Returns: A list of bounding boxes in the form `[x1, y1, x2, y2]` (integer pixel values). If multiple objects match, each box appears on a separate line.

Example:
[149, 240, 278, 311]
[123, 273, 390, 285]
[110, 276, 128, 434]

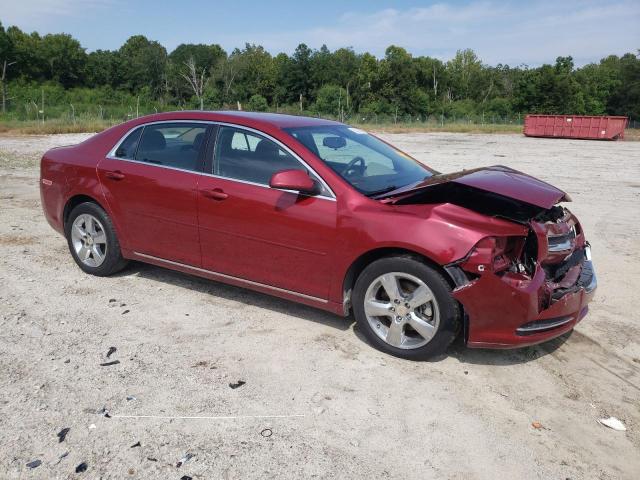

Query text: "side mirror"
[322, 136, 346, 149]
[269, 169, 318, 194]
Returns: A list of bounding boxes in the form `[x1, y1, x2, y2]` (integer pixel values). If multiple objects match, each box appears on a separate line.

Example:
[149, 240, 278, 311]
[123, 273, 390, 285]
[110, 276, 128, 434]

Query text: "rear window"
[134, 123, 208, 172]
[114, 128, 142, 160]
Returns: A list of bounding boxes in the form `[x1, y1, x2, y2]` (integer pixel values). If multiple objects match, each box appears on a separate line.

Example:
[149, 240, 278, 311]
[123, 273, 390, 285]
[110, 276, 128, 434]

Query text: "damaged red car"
[40, 112, 596, 359]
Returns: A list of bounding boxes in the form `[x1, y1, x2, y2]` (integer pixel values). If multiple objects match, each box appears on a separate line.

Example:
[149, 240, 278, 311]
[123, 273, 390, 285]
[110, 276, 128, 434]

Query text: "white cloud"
[222, 0, 640, 66]
[2, 0, 638, 65]
[1, 0, 114, 30]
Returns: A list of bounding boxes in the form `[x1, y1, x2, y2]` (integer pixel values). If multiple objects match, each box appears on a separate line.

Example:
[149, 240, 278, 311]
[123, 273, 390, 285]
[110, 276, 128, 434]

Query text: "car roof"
[130, 110, 343, 130]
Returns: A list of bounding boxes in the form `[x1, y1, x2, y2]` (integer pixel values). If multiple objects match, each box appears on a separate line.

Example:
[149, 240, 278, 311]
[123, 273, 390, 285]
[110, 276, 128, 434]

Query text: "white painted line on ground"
[112, 414, 306, 420]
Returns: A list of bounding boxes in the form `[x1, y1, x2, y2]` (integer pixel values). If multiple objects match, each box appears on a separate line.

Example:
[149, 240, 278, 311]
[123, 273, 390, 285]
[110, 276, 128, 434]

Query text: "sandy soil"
[1, 132, 639, 479]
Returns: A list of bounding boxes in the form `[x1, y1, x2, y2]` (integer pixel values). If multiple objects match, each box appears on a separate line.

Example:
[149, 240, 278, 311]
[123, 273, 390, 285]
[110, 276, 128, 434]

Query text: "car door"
[98, 121, 211, 267]
[197, 125, 337, 300]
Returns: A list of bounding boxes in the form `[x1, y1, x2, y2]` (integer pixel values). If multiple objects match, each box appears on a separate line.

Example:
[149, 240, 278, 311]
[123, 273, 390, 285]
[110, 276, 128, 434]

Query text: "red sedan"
[40, 111, 596, 359]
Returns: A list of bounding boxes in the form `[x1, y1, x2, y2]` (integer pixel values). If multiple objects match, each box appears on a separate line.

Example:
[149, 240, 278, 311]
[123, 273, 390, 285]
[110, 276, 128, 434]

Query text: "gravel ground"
[1, 131, 639, 479]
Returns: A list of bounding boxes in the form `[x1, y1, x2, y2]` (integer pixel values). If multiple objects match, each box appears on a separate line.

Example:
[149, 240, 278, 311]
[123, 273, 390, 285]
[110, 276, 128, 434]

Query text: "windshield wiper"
[365, 185, 398, 198]
[369, 176, 436, 199]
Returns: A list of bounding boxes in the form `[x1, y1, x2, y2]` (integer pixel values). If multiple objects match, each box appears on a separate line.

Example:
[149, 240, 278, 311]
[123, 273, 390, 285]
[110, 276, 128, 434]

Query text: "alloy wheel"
[363, 272, 440, 349]
[70, 213, 108, 268]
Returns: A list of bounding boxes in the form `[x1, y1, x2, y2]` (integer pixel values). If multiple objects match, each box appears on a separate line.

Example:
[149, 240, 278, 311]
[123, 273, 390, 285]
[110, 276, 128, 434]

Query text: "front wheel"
[352, 256, 461, 360]
[65, 202, 128, 276]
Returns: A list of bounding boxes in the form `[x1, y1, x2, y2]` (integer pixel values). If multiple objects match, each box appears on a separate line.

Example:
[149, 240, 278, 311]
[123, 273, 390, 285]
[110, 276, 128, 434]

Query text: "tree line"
[0, 21, 638, 122]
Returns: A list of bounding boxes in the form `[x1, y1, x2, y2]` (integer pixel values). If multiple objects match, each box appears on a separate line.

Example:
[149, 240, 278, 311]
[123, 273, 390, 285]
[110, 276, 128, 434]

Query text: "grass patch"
[0, 117, 637, 140]
[353, 122, 523, 134]
[0, 118, 524, 135]
[0, 118, 116, 135]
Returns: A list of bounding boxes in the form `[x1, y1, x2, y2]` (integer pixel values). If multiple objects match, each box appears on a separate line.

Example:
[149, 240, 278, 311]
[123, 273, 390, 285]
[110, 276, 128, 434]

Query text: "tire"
[352, 256, 461, 360]
[64, 201, 128, 276]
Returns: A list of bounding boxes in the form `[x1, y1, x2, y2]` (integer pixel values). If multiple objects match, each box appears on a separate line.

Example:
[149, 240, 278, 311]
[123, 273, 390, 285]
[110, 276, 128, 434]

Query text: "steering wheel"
[342, 156, 366, 178]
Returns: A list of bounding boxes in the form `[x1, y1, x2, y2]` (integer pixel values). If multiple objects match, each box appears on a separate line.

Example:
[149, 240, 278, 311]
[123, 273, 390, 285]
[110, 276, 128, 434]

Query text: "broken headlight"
[460, 236, 527, 275]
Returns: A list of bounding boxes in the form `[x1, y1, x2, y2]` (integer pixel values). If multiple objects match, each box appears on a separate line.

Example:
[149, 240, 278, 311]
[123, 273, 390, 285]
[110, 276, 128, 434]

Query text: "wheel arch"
[341, 247, 457, 316]
[62, 194, 107, 228]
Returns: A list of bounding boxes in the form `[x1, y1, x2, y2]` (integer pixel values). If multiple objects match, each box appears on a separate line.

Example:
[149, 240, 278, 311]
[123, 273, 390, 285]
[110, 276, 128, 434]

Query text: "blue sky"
[2, 0, 639, 66]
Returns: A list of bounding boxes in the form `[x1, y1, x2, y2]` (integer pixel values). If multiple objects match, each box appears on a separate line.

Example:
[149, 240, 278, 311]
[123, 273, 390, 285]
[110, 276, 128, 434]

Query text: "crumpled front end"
[449, 207, 597, 348]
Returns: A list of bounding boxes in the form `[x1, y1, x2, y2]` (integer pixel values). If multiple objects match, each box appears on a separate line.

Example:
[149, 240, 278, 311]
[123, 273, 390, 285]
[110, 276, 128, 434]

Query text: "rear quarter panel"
[39, 125, 129, 238]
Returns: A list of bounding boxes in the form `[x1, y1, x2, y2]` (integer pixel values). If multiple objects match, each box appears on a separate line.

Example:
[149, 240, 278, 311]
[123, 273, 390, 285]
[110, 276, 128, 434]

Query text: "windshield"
[283, 125, 434, 196]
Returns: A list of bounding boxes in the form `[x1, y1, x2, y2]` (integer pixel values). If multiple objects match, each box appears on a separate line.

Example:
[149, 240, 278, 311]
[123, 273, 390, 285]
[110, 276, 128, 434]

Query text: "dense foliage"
[0, 21, 638, 122]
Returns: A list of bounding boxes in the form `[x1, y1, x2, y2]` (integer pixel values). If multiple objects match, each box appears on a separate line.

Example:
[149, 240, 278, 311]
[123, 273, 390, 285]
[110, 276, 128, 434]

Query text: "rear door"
[197, 125, 337, 299]
[98, 122, 211, 266]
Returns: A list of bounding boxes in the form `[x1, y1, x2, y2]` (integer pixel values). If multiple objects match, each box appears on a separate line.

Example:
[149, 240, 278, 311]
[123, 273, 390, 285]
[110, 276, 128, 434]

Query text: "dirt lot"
[1, 131, 639, 479]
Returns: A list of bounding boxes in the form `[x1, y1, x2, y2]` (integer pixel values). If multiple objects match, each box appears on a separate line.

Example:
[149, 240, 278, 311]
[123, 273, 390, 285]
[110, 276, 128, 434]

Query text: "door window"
[114, 127, 142, 160]
[135, 123, 208, 172]
[214, 126, 310, 186]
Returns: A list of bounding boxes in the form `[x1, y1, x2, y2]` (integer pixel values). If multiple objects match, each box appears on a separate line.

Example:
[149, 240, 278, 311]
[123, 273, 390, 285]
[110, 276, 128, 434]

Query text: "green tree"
[447, 49, 484, 100]
[515, 57, 583, 114]
[352, 52, 379, 112]
[86, 50, 124, 88]
[606, 52, 640, 119]
[575, 61, 619, 114]
[168, 43, 225, 102]
[310, 44, 333, 89]
[39, 33, 86, 87]
[0, 21, 16, 113]
[286, 43, 313, 107]
[378, 46, 418, 116]
[6, 26, 44, 80]
[315, 84, 347, 116]
[119, 35, 167, 95]
[247, 94, 268, 111]
[232, 44, 276, 103]
[273, 52, 292, 108]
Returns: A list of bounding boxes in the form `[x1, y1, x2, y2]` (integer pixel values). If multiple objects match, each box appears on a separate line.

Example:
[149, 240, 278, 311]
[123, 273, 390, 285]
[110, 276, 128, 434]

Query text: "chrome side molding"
[132, 251, 329, 304]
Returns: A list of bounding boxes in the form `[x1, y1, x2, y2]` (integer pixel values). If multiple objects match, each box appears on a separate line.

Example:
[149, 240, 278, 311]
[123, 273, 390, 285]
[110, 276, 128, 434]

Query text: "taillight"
[460, 236, 525, 275]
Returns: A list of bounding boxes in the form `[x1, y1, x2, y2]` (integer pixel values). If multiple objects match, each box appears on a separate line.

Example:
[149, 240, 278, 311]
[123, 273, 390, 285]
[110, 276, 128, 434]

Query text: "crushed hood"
[388, 165, 570, 209]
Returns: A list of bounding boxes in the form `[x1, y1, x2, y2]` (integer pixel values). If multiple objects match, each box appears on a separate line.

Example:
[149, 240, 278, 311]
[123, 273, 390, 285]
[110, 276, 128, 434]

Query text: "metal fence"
[321, 112, 640, 128]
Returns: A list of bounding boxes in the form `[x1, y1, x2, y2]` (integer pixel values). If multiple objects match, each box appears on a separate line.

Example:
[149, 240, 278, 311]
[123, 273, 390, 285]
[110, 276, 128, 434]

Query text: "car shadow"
[447, 330, 572, 366]
[115, 261, 354, 332]
[113, 262, 571, 362]
[350, 326, 570, 365]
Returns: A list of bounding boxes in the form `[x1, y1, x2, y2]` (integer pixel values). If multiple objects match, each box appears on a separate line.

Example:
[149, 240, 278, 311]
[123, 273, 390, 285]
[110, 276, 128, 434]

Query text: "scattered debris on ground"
[260, 428, 273, 438]
[176, 453, 195, 468]
[26, 460, 41, 469]
[55, 452, 69, 465]
[598, 417, 627, 431]
[99, 360, 120, 366]
[57, 427, 70, 443]
[229, 380, 246, 389]
[106, 346, 117, 358]
[75, 462, 88, 473]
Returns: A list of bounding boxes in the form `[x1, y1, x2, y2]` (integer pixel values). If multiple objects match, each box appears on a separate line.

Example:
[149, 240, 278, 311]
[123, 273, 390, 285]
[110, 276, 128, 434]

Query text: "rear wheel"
[353, 256, 460, 360]
[65, 202, 128, 276]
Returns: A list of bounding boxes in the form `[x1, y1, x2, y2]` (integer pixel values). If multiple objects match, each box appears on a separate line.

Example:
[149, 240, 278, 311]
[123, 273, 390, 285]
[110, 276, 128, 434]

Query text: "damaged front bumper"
[449, 246, 597, 349]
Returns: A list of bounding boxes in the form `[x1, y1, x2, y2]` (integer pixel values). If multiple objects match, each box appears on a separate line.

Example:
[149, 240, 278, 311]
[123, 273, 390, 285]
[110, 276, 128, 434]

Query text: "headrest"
[141, 130, 166, 151]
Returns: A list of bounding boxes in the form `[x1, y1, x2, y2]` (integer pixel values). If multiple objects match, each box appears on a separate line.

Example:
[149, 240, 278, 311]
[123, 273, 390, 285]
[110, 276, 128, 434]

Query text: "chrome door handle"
[202, 188, 228, 200]
[105, 170, 125, 180]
